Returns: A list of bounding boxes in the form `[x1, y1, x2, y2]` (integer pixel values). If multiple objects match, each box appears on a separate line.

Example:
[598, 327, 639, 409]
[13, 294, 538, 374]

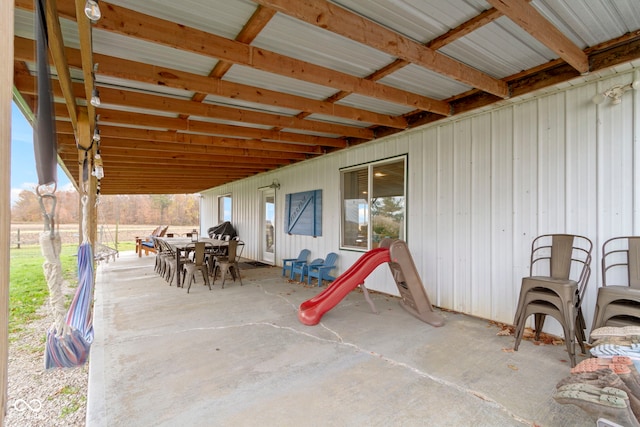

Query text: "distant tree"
[56, 190, 79, 223]
[12, 190, 200, 226]
[11, 189, 41, 222]
[371, 196, 404, 240]
[167, 194, 200, 225]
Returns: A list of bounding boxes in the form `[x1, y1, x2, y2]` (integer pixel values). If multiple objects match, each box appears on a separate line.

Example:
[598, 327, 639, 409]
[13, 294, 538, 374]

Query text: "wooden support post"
[0, 0, 14, 422]
[76, 107, 97, 246]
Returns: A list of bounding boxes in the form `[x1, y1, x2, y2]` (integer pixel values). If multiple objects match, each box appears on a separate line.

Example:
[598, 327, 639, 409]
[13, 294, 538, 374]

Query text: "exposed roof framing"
[12, 0, 640, 194]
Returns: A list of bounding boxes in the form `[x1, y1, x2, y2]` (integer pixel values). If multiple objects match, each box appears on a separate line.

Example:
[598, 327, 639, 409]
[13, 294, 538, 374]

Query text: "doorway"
[261, 189, 275, 264]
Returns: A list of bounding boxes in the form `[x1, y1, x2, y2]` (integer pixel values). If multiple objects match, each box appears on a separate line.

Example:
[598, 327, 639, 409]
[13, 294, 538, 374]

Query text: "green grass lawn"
[9, 244, 79, 334]
[116, 242, 135, 252]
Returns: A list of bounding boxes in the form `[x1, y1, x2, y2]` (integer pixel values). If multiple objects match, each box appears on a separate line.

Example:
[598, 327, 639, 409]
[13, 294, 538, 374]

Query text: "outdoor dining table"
[158, 237, 229, 287]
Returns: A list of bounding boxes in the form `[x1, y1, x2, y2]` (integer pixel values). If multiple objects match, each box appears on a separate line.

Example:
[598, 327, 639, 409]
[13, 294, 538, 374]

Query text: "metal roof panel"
[253, 12, 395, 78]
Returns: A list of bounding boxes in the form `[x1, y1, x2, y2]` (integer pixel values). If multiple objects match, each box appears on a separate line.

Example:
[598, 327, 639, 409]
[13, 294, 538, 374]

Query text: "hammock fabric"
[44, 197, 95, 369]
[35, 0, 95, 369]
[34, 0, 57, 186]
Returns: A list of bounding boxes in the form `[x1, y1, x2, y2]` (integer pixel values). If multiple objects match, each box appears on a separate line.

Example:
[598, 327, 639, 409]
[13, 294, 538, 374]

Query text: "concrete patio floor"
[86, 251, 595, 426]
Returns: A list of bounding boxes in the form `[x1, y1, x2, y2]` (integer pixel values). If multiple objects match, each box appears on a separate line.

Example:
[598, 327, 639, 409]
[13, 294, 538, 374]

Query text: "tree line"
[11, 190, 200, 225]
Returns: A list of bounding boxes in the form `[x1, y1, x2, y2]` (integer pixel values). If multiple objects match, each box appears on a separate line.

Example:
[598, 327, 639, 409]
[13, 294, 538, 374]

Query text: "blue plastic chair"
[292, 258, 324, 282]
[307, 252, 339, 286]
[282, 249, 310, 279]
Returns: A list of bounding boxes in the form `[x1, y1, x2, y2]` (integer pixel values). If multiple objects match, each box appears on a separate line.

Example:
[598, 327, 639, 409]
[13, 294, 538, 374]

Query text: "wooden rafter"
[11, 0, 640, 195]
[87, 1, 450, 115]
[254, 0, 509, 98]
[55, 121, 324, 155]
[486, 0, 589, 74]
[14, 69, 369, 140]
[43, 0, 77, 131]
[73, 107, 348, 148]
[191, 5, 276, 102]
[73, 0, 96, 135]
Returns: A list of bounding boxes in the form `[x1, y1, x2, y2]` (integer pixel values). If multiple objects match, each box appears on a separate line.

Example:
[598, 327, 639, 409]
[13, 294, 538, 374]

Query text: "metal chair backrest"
[193, 242, 206, 266]
[529, 234, 593, 299]
[602, 236, 640, 289]
[226, 240, 240, 262]
[184, 242, 206, 266]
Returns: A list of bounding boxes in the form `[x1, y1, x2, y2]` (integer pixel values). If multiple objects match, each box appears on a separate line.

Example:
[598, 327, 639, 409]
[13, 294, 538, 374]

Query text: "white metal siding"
[201, 66, 640, 334]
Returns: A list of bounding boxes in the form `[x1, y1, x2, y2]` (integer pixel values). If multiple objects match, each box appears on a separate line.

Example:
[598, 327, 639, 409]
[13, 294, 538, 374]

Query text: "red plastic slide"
[298, 247, 391, 326]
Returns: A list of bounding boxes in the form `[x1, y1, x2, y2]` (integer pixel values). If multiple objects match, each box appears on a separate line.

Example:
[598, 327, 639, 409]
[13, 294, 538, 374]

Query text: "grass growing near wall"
[9, 244, 78, 335]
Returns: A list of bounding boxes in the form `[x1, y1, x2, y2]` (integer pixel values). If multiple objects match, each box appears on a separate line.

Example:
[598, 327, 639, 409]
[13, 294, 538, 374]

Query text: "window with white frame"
[218, 194, 232, 223]
[341, 156, 406, 250]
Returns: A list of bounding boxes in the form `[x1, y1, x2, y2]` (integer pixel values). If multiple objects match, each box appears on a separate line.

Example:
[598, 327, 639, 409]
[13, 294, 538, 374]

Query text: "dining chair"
[182, 242, 211, 293]
[512, 234, 593, 366]
[154, 238, 176, 282]
[213, 240, 245, 288]
[591, 236, 640, 330]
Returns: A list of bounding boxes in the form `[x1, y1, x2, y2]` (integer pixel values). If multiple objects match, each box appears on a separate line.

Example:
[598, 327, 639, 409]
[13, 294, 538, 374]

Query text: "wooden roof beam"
[486, 0, 589, 74]
[14, 69, 370, 140]
[73, 0, 96, 134]
[18, 0, 446, 114]
[43, 0, 78, 132]
[57, 135, 304, 162]
[55, 121, 323, 155]
[254, 0, 509, 98]
[14, 35, 406, 130]
[194, 5, 276, 98]
[84, 1, 450, 115]
[51, 105, 347, 148]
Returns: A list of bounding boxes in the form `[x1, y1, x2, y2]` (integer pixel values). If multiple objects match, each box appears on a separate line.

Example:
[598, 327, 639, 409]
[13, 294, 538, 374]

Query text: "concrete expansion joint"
[256, 283, 300, 311]
[262, 287, 533, 425]
[256, 283, 534, 425]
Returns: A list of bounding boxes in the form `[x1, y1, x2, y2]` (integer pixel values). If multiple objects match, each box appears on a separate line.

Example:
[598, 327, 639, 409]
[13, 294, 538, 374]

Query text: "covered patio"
[86, 251, 591, 426]
[3, 0, 640, 424]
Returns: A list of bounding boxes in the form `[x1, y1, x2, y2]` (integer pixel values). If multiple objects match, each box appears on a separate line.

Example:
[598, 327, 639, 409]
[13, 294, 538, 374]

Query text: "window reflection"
[341, 157, 405, 250]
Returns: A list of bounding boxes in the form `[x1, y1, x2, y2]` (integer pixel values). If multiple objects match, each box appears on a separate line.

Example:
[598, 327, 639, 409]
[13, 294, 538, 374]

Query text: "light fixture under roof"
[592, 71, 640, 105]
[84, 0, 101, 21]
[90, 87, 100, 107]
[258, 180, 281, 190]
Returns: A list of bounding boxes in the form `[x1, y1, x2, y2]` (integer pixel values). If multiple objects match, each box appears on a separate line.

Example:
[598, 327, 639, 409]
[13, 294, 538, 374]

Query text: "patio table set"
[152, 234, 244, 292]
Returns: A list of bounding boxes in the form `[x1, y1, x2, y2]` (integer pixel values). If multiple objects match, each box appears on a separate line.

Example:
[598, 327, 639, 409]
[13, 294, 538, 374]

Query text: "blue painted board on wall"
[285, 190, 322, 236]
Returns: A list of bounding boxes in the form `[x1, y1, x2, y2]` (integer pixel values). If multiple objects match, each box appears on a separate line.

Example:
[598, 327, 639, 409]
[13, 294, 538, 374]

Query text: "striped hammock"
[44, 197, 95, 369]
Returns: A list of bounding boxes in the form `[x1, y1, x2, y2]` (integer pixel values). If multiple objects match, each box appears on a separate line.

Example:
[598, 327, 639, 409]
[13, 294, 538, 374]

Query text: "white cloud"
[59, 182, 76, 192]
[10, 188, 22, 206]
[10, 182, 37, 206]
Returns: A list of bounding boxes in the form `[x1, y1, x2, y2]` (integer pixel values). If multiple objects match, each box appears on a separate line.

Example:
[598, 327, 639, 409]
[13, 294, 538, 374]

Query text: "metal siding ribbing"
[491, 107, 515, 323]
[453, 120, 472, 314]
[413, 128, 440, 304]
[470, 117, 492, 316]
[436, 124, 455, 310]
[537, 93, 567, 232]
[597, 75, 636, 240]
[565, 86, 599, 321]
[200, 67, 640, 330]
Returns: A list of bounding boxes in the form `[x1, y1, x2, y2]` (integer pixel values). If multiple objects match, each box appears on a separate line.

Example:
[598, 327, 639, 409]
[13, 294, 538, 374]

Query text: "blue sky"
[11, 101, 72, 205]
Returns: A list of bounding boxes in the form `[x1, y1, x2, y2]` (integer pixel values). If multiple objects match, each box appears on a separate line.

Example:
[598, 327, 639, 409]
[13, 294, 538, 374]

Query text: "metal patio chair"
[592, 236, 640, 330]
[513, 234, 593, 366]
